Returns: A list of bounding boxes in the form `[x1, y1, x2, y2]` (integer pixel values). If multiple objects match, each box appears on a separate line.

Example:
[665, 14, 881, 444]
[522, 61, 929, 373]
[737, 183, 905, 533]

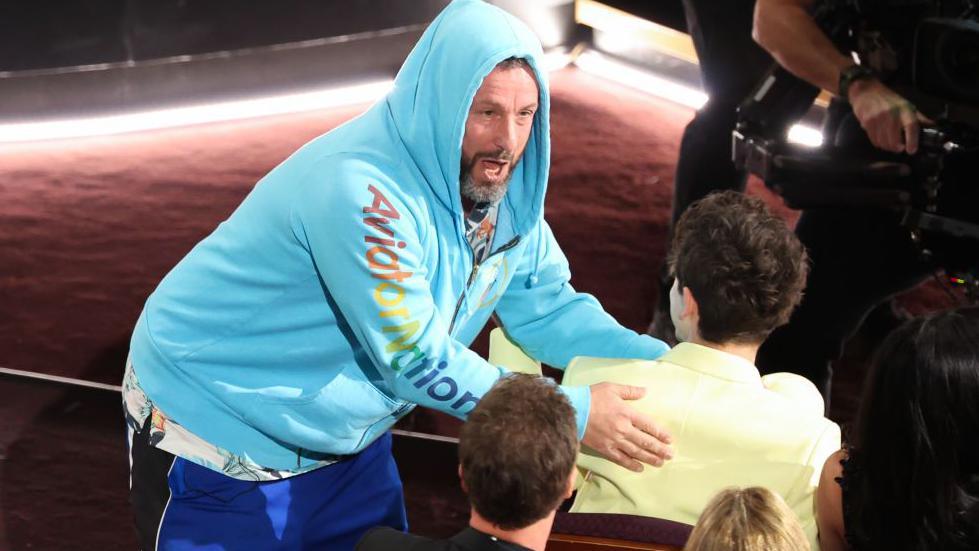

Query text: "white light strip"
[573, 49, 823, 147]
[787, 124, 824, 147]
[574, 50, 708, 109]
[1, 47, 822, 147]
[540, 48, 572, 73]
[0, 80, 394, 144]
[0, 48, 576, 144]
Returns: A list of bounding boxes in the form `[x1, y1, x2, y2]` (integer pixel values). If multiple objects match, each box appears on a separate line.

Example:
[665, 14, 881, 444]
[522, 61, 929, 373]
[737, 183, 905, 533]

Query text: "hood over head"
[385, 0, 551, 236]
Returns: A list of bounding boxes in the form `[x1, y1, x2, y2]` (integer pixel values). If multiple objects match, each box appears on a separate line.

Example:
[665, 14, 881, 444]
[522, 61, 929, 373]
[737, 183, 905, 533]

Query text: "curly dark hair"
[458, 373, 578, 530]
[668, 191, 808, 344]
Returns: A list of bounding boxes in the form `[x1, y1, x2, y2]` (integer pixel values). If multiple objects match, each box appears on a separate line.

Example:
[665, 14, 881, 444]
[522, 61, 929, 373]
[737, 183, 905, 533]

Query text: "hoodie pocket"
[244, 367, 401, 455]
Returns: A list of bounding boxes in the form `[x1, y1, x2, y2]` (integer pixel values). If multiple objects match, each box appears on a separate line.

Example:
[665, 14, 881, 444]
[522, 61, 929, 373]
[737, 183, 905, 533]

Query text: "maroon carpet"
[0, 68, 952, 549]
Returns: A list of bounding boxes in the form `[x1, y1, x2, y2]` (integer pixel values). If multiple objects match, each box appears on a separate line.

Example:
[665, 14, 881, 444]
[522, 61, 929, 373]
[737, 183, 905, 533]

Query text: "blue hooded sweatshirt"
[129, 0, 667, 471]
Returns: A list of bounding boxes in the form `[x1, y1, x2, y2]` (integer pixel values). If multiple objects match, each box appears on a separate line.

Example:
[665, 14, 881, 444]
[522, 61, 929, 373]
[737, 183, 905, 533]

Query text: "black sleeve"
[356, 526, 435, 551]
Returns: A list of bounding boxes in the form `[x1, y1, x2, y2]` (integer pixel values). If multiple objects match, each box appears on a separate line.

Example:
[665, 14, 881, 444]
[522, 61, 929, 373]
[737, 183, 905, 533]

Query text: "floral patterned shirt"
[123, 359, 339, 481]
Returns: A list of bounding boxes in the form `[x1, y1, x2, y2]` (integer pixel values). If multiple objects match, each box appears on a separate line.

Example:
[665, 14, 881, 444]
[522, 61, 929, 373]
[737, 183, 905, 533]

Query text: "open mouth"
[479, 158, 509, 179]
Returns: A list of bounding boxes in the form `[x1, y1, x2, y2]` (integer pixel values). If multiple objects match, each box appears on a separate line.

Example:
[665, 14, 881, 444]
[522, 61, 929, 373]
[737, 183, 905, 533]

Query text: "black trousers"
[671, 0, 772, 225]
[657, 0, 772, 308]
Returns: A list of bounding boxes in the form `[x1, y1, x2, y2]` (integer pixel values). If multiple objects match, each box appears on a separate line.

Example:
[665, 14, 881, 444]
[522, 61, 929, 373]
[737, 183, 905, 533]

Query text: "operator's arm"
[753, 0, 927, 153]
[752, 0, 850, 95]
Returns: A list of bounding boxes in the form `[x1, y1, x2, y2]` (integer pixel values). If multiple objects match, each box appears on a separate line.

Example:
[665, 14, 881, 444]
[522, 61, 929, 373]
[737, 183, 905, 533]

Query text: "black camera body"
[914, 17, 979, 107]
[733, 0, 979, 296]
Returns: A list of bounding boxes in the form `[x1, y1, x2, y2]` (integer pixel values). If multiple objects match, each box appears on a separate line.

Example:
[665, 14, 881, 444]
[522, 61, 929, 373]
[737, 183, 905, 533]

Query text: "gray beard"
[460, 172, 509, 204]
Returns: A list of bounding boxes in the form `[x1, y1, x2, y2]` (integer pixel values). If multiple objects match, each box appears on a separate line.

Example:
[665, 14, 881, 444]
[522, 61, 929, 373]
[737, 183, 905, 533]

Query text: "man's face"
[460, 63, 539, 203]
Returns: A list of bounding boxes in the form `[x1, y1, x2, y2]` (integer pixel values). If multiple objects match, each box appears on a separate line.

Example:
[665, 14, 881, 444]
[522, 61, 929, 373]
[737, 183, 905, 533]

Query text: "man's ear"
[458, 464, 468, 494]
[681, 286, 699, 321]
[564, 468, 576, 499]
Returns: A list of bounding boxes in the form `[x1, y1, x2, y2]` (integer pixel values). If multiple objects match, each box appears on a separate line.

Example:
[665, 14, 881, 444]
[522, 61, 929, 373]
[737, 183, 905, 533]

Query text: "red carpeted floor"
[0, 68, 952, 549]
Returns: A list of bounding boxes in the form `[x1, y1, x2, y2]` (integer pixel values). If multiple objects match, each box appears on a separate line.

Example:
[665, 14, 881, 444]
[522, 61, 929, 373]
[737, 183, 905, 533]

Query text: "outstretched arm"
[494, 221, 673, 470]
[753, 0, 927, 153]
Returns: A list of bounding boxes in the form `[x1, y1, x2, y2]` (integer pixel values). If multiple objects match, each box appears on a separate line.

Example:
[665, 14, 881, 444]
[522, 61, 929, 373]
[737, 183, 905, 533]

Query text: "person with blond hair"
[685, 487, 809, 551]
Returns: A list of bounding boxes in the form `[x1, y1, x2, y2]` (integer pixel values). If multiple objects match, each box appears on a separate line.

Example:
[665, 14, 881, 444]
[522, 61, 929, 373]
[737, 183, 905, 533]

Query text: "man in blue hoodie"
[124, 1, 672, 549]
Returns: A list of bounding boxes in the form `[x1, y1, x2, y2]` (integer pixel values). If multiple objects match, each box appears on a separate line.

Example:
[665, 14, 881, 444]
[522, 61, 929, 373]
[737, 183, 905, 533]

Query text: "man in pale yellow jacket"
[565, 191, 840, 550]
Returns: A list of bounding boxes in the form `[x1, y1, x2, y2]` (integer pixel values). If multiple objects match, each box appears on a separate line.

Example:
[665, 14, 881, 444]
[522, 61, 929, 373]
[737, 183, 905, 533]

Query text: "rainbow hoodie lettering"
[362, 184, 479, 411]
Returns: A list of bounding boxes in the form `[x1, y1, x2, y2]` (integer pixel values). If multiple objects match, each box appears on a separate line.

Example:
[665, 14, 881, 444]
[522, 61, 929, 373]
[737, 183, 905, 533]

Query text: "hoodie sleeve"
[494, 221, 669, 436]
[496, 220, 669, 366]
[291, 158, 505, 420]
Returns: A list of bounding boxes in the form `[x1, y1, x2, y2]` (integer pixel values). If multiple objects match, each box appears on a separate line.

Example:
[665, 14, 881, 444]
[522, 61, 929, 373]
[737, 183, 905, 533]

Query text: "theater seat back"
[548, 512, 692, 550]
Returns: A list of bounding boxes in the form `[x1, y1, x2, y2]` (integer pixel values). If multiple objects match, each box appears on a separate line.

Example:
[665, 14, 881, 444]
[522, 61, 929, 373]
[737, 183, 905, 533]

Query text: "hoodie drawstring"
[525, 226, 541, 288]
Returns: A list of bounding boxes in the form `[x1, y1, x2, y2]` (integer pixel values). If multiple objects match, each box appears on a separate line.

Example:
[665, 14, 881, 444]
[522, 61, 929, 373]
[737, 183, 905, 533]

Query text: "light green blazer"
[565, 343, 840, 550]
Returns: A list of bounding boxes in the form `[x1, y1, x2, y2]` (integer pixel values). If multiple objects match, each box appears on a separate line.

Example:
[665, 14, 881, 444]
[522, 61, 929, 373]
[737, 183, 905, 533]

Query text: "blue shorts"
[129, 422, 407, 550]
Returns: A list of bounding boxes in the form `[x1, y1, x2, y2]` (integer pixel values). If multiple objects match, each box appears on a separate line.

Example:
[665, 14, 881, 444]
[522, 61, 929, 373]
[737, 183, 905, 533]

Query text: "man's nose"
[494, 116, 518, 153]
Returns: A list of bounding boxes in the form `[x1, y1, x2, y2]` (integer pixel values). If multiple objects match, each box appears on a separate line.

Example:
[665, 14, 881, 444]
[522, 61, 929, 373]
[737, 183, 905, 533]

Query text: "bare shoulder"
[822, 449, 846, 481]
[817, 448, 846, 507]
[815, 449, 848, 551]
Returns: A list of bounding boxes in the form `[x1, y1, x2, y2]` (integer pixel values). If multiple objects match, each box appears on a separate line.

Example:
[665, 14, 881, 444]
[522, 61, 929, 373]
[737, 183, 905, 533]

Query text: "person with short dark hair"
[566, 191, 840, 549]
[668, 190, 807, 345]
[357, 373, 579, 551]
[816, 307, 979, 551]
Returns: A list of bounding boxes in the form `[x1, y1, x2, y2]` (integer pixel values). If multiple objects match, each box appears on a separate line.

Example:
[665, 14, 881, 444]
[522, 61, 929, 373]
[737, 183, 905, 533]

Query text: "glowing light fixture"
[0, 45, 821, 148]
[0, 80, 394, 144]
[787, 123, 824, 147]
[574, 49, 708, 109]
[540, 48, 572, 72]
[0, 46, 579, 144]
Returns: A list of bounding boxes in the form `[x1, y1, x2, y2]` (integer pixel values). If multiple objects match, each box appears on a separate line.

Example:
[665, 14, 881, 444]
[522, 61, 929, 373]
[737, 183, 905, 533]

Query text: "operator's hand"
[582, 382, 674, 472]
[848, 78, 931, 155]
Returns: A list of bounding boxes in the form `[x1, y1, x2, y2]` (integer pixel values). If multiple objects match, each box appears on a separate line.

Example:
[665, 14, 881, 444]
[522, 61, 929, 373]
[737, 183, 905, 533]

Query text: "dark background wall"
[0, 1, 686, 73]
[0, 0, 452, 72]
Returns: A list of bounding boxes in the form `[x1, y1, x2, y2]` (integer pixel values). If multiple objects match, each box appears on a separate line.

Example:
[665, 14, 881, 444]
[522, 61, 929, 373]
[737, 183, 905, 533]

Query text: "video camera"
[732, 0, 979, 297]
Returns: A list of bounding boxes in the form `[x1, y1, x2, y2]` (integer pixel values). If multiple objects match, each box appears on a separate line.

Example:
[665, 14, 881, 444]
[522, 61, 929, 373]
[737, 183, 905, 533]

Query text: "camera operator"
[749, 0, 979, 403]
